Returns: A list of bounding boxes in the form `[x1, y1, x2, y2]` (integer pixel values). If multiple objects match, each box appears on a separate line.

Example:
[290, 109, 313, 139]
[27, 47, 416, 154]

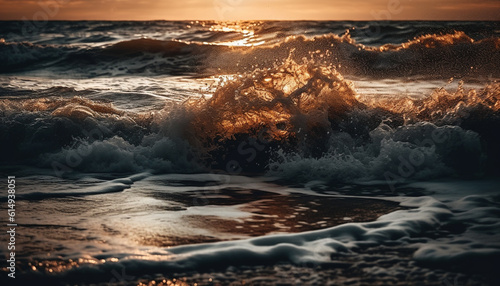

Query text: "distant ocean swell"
[1, 56, 498, 183]
[1, 31, 499, 78]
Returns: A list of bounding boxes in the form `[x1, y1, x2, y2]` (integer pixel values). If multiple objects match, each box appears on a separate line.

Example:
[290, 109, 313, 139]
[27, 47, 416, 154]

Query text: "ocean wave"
[5, 173, 150, 200]
[1, 58, 498, 180]
[207, 31, 500, 78]
[1, 31, 499, 78]
[0, 40, 73, 72]
[268, 123, 481, 184]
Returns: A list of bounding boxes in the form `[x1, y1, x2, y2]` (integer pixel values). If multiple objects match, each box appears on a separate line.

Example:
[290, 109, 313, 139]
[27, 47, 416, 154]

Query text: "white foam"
[10, 172, 150, 200]
[268, 122, 482, 184]
[33, 179, 497, 277]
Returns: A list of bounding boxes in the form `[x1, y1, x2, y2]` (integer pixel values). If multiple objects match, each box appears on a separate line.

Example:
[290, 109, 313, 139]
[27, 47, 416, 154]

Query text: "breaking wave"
[1, 31, 499, 78]
[1, 57, 498, 182]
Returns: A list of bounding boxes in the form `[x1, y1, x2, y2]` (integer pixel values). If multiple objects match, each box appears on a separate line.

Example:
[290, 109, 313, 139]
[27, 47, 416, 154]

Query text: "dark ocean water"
[1, 21, 499, 77]
[0, 21, 500, 285]
[0, 20, 499, 177]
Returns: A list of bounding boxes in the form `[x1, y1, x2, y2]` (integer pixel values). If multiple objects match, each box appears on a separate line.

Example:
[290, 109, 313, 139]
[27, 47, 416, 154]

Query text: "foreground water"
[0, 21, 499, 285]
[1, 172, 499, 285]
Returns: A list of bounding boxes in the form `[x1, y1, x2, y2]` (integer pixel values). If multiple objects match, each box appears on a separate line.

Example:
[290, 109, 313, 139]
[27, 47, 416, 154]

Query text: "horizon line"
[0, 19, 498, 22]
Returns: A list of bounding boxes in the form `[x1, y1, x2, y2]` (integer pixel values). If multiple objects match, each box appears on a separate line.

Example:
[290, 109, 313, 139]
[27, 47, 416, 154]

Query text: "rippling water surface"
[0, 21, 499, 285]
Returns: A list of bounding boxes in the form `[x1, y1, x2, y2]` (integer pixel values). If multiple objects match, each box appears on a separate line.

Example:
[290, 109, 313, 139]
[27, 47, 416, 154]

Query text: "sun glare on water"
[207, 22, 265, 47]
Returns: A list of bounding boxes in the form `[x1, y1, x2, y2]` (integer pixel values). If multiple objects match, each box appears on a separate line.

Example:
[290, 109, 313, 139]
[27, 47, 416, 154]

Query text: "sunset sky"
[0, 0, 499, 21]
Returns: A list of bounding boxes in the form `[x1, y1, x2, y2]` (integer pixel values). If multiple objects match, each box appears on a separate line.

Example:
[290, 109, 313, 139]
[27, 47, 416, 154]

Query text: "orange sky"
[0, 0, 498, 21]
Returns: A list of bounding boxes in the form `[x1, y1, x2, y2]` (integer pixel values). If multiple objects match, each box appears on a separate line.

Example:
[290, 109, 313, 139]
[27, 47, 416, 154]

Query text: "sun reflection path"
[207, 22, 266, 47]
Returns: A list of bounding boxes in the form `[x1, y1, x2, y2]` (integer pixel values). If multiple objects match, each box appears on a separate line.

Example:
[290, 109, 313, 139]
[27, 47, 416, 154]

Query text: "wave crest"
[1, 47, 499, 179]
[2, 31, 499, 78]
[182, 58, 359, 143]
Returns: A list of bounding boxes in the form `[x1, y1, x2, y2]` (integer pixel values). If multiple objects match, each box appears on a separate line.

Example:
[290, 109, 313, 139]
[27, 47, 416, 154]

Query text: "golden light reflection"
[207, 22, 265, 47]
[25, 254, 178, 276]
[138, 278, 190, 286]
[182, 58, 359, 144]
[379, 31, 475, 52]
